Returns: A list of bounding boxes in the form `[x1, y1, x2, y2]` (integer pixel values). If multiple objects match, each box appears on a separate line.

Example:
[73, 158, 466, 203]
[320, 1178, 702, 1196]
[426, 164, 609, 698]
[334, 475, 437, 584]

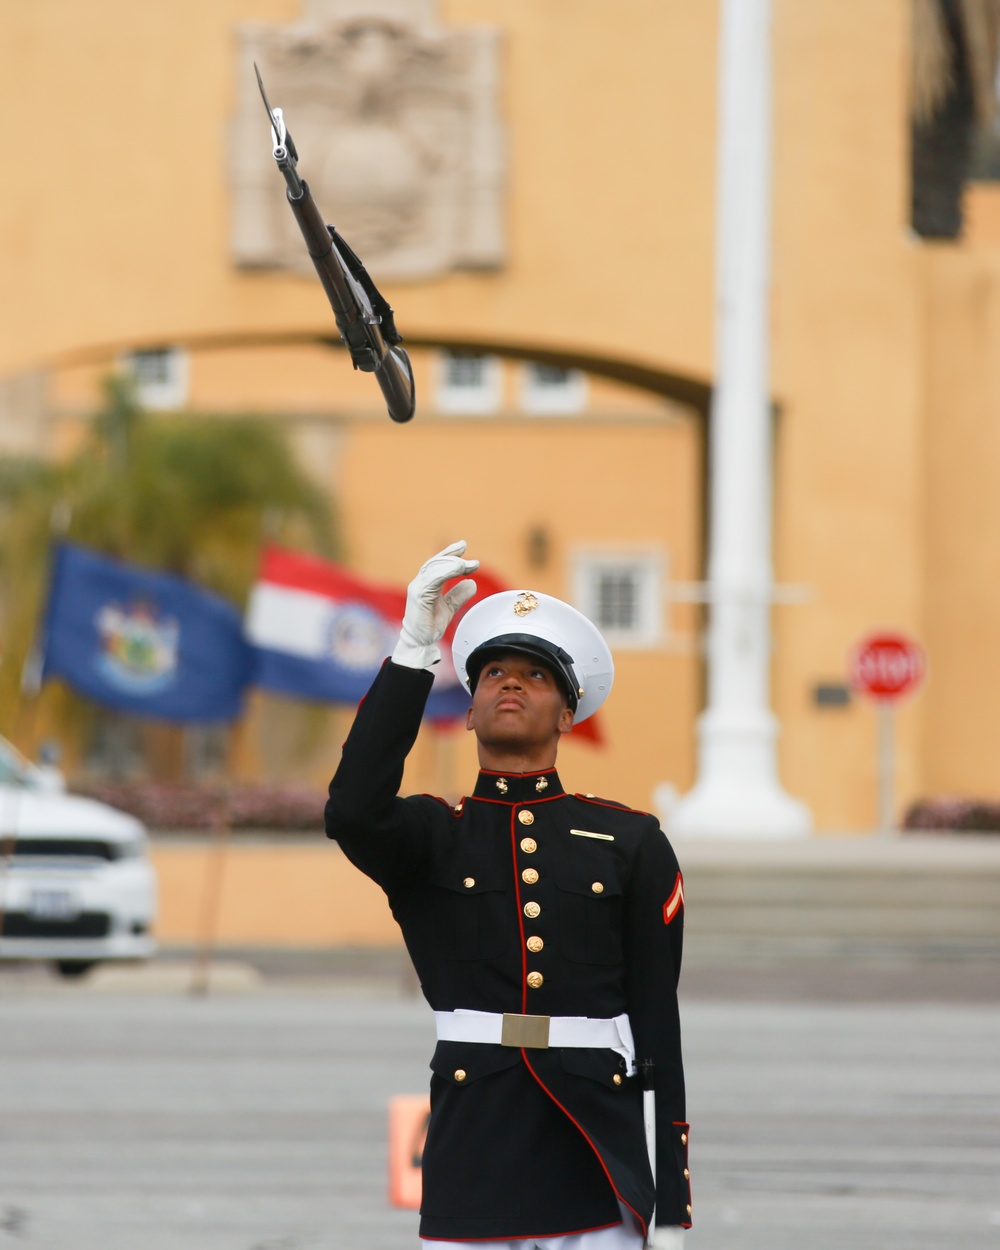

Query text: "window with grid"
[435, 351, 502, 414]
[520, 361, 587, 414]
[123, 347, 188, 410]
[572, 551, 663, 648]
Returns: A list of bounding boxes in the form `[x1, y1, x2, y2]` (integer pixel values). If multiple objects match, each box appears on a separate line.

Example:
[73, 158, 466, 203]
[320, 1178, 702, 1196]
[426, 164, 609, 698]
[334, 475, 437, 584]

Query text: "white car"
[0, 738, 157, 978]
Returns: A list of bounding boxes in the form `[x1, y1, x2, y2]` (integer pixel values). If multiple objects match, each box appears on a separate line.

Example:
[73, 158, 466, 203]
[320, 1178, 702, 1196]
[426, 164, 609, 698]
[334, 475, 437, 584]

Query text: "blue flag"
[39, 543, 254, 723]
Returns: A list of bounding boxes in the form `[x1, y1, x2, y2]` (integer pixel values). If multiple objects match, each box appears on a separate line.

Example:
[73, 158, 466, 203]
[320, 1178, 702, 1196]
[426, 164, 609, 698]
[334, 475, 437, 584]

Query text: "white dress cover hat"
[452, 590, 614, 723]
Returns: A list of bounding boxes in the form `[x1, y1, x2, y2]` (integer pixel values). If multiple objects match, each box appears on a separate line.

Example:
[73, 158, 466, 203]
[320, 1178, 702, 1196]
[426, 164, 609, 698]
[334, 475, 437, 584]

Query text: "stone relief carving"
[231, 0, 504, 281]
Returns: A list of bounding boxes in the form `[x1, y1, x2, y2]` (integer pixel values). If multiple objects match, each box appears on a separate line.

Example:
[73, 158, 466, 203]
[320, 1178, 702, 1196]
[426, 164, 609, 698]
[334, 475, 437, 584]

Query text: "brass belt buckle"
[501, 1013, 550, 1048]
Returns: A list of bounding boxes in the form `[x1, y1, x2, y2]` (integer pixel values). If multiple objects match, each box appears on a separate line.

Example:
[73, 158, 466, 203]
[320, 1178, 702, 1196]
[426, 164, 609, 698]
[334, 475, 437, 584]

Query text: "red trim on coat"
[419, 1218, 623, 1242]
[520, 1049, 648, 1242]
[420, 794, 458, 812]
[478, 766, 560, 778]
[673, 1122, 692, 1228]
[477, 765, 562, 775]
[469, 793, 566, 808]
[509, 807, 529, 1013]
[574, 794, 653, 818]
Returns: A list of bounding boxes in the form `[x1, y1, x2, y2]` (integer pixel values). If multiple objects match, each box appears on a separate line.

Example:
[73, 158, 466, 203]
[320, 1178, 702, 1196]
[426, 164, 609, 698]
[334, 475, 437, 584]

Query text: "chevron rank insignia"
[663, 873, 685, 925]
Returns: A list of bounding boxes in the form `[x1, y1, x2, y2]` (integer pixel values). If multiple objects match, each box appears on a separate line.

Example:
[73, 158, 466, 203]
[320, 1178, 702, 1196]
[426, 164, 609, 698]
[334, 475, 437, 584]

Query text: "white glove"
[648, 1229, 685, 1250]
[391, 540, 479, 670]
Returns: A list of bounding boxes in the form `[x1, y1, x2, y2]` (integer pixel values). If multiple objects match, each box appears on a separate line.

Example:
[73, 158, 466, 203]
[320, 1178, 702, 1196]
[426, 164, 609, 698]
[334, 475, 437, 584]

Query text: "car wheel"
[54, 960, 99, 979]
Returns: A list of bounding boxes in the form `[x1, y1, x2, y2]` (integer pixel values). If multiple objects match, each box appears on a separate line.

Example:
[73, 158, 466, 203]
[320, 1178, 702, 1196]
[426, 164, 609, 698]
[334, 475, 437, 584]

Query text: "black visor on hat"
[466, 633, 580, 710]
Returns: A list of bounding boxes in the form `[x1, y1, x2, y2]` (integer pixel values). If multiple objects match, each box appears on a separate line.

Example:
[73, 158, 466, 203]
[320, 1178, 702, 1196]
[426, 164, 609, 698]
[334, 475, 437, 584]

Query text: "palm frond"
[960, 0, 1000, 125]
[912, 0, 1000, 126]
[912, 0, 954, 124]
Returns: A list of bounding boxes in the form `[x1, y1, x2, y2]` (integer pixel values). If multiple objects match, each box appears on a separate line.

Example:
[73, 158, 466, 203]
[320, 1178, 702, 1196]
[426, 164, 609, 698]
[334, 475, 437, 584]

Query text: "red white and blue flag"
[245, 546, 492, 721]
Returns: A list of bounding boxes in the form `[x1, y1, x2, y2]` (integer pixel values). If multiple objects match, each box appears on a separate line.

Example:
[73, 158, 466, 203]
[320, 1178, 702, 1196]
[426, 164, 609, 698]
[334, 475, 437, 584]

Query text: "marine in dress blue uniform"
[325, 543, 691, 1248]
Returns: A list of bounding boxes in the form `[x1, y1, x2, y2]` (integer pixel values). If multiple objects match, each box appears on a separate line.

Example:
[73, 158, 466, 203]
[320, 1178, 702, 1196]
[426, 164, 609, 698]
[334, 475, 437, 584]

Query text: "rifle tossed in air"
[255, 65, 416, 424]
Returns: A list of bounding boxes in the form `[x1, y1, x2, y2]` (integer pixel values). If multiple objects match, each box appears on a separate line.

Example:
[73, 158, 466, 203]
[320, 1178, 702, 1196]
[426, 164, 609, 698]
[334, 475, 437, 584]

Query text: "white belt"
[434, 1008, 636, 1076]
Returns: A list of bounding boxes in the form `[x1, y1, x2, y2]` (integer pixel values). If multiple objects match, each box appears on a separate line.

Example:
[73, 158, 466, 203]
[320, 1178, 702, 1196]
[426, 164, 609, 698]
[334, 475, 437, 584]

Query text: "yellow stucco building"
[3, 0, 1000, 832]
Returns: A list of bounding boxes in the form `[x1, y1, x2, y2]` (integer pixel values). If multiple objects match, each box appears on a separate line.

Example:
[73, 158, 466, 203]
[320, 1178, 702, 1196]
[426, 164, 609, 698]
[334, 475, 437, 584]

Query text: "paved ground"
[1, 958, 999, 1250]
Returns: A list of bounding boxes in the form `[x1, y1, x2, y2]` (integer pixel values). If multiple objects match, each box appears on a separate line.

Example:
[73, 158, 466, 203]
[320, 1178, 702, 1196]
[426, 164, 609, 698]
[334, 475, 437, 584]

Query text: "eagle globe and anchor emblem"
[95, 599, 180, 694]
[513, 592, 538, 617]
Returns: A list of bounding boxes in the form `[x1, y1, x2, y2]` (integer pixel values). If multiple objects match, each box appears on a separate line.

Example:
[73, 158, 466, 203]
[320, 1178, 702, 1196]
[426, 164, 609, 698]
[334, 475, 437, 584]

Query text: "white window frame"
[519, 361, 587, 414]
[435, 351, 502, 415]
[571, 549, 664, 649]
[121, 346, 189, 411]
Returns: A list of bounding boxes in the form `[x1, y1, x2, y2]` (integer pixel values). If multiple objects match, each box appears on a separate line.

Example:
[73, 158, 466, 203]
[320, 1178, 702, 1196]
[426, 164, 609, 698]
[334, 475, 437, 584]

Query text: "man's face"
[466, 653, 574, 756]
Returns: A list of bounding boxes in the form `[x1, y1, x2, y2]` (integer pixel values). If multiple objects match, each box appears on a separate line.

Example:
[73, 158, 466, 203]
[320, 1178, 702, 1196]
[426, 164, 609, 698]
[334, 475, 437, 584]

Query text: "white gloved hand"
[648, 1228, 685, 1250]
[391, 540, 480, 670]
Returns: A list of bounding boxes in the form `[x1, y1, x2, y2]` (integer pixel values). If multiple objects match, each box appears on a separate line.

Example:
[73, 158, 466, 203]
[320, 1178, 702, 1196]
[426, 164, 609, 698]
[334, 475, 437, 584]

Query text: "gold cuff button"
[518, 810, 535, 825]
[522, 868, 539, 884]
[520, 837, 537, 854]
[463, 877, 475, 889]
[591, 882, 604, 894]
[684, 1168, 690, 1179]
[454, 1069, 467, 1082]
[613, 1073, 623, 1086]
[686, 1205, 692, 1215]
[680, 1133, 688, 1145]
[526, 971, 544, 989]
[526, 935, 544, 953]
[523, 901, 541, 919]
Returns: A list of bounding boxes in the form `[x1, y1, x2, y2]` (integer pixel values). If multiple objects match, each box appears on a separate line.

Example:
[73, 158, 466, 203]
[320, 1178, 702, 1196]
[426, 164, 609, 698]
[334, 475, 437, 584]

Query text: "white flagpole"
[671, 0, 810, 839]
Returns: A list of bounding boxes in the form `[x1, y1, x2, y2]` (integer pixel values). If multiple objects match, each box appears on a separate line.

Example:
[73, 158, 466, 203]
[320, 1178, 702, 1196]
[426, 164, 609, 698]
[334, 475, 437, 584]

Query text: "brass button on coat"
[613, 1073, 623, 1085]
[521, 868, 539, 884]
[591, 881, 604, 894]
[684, 1168, 690, 1179]
[681, 1133, 688, 1145]
[463, 877, 475, 888]
[523, 901, 541, 919]
[526, 971, 543, 989]
[454, 1069, 467, 1082]
[520, 837, 537, 854]
[526, 935, 544, 953]
[518, 810, 535, 825]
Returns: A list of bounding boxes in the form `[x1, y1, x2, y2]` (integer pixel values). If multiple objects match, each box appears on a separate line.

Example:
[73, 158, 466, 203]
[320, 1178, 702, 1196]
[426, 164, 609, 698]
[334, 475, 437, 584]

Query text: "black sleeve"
[324, 659, 437, 895]
[622, 819, 692, 1228]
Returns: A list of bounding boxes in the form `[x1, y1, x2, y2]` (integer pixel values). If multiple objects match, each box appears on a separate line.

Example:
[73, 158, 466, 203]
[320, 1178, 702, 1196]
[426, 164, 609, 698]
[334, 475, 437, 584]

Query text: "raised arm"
[324, 541, 478, 891]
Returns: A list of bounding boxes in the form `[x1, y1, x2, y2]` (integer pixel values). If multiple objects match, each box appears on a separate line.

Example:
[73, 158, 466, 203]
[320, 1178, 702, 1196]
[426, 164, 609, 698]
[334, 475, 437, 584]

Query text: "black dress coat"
[325, 661, 692, 1242]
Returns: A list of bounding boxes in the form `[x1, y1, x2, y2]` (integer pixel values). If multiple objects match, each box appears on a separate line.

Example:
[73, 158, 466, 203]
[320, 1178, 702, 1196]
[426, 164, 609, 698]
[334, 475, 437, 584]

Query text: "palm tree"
[911, 0, 1000, 237]
[0, 376, 338, 760]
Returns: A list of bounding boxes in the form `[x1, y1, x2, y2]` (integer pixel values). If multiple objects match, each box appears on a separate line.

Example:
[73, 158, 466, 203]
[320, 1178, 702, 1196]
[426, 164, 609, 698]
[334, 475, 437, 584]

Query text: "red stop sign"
[850, 633, 926, 700]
